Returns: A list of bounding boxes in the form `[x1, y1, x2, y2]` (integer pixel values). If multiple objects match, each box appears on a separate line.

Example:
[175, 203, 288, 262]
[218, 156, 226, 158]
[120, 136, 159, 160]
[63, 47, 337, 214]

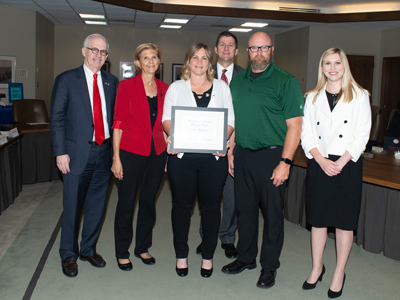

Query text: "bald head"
[248, 32, 272, 48]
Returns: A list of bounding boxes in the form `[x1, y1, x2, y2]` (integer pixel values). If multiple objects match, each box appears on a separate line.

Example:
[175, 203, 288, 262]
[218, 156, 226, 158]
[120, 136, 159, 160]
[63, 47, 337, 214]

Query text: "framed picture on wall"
[172, 63, 183, 82]
[101, 61, 110, 72]
[155, 63, 163, 81]
[119, 62, 136, 81]
[0, 56, 16, 89]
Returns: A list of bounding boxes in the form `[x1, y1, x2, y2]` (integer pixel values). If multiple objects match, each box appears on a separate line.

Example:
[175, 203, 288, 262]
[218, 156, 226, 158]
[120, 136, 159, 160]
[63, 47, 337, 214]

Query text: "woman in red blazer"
[111, 43, 168, 271]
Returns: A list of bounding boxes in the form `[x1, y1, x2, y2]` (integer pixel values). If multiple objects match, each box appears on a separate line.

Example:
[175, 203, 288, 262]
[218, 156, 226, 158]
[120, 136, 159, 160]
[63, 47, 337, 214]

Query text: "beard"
[250, 54, 271, 71]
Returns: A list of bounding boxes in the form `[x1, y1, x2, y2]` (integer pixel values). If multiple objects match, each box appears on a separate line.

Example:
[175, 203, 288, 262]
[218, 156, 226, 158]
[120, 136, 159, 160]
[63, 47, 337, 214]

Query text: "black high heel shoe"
[176, 259, 188, 277]
[302, 265, 325, 290]
[328, 273, 346, 299]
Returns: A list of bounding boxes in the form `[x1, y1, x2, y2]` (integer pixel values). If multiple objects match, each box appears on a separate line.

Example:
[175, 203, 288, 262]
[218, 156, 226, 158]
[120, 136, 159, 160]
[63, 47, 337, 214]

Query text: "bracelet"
[280, 158, 292, 165]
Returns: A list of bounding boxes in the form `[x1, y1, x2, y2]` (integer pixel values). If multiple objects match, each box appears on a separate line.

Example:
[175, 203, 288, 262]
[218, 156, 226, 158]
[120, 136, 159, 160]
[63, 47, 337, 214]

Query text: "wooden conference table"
[285, 146, 400, 261]
[0, 123, 60, 184]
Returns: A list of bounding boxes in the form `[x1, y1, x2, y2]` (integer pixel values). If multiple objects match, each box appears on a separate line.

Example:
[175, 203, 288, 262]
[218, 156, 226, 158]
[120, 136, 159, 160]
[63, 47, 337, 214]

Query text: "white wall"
[53, 26, 268, 84]
[274, 27, 310, 94]
[307, 26, 382, 105]
[0, 7, 36, 103]
[380, 27, 400, 57]
[36, 13, 54, 110]
[0, 7, 54, 110]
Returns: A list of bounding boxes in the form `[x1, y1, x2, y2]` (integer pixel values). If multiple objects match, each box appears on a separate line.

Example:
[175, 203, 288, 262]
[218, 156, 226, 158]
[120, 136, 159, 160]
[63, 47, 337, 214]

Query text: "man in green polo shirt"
[221, 32, 303, 289]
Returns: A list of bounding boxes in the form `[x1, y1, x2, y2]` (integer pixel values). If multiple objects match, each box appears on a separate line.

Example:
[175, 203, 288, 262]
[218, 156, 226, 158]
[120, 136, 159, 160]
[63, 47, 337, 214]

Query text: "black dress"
[305, 91, 363, 230]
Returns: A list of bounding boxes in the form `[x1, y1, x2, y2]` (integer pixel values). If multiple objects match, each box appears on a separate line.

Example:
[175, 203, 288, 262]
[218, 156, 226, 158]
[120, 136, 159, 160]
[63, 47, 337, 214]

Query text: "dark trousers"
[168, 154, 228, 260]
[59, 143, 112, 261]
[199, 174, 237, 244]
[114, 143, 167, 259]
[234, 145, 285, 271]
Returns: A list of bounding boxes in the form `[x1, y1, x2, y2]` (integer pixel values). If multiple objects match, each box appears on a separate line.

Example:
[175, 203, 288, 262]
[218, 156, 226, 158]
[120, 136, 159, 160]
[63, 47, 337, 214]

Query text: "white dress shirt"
[216, 63, 234, 83]
[83, 64, 110, 140]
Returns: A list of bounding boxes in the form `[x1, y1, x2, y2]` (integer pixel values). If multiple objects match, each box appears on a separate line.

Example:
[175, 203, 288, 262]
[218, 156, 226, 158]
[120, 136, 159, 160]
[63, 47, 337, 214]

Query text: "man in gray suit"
[197, 31, 245, 259]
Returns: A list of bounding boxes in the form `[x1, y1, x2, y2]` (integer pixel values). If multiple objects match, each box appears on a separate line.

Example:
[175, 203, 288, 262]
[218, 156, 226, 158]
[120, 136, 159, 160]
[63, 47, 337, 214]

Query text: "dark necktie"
[221, 69, 229, 85]
[93, 74, 105, 145]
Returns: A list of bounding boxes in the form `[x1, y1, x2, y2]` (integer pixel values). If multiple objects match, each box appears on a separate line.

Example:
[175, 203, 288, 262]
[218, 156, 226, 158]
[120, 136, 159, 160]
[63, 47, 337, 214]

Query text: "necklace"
[191, 79, 208, 90]
[331, 93, 338, 103]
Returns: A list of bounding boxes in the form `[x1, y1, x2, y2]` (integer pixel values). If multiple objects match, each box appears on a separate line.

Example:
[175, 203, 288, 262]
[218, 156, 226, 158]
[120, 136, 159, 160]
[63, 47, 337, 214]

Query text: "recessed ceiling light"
[80, 14, 105, 19]
[164, 18, 189, 24]
[229, 28, 252, 32]
[85, 21, 108, 26]
[160, 25, 182, 29]
[241, 22, 268, 27]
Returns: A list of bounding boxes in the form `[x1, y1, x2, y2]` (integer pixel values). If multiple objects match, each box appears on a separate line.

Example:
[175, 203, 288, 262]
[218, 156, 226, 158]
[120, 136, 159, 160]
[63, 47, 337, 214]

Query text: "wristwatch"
[280, 158, 292, 165]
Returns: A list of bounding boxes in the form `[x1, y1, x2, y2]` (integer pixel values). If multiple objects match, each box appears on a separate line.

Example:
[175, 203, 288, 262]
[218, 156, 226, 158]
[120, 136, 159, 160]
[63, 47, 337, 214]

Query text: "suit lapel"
[232, 65, 239, 77]
[77, 66, 93, 121]
[135, 75, 152, 134]
[314, 90, 333, 119]
[154, 79, 164, 134]
[101, 70, 113, 126]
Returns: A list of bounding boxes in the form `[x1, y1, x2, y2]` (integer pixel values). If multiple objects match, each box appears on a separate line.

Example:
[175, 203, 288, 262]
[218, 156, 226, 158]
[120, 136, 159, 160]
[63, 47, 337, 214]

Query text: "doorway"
[380, 57, 400, 143]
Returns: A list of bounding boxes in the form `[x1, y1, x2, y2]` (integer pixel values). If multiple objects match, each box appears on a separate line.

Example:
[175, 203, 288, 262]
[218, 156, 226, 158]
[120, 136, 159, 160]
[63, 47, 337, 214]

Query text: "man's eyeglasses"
[247, 45, 273, 53]
[86, 47, 108, 56]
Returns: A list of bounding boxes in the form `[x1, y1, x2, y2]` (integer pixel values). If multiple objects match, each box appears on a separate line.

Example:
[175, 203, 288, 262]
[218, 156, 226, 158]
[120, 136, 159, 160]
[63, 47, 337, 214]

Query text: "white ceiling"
[0, 0, 399, 35]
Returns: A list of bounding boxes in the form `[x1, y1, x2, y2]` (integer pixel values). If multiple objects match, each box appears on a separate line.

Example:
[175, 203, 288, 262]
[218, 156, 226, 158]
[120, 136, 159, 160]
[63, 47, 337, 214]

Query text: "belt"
[248, 146, 279, 152]
[89, 138, 110, 146]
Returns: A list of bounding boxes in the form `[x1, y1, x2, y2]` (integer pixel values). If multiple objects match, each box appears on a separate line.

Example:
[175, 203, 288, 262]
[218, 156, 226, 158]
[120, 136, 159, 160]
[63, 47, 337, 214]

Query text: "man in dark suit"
[197, 31, 245, 259]
[50, 33, 118, 277]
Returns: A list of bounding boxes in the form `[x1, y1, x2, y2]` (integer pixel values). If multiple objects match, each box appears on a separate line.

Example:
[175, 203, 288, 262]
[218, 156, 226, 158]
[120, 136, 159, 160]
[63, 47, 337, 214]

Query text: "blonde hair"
[180, 43, 215, 82]
[305, 48, 366, 104]
[134, 43, 161, 74]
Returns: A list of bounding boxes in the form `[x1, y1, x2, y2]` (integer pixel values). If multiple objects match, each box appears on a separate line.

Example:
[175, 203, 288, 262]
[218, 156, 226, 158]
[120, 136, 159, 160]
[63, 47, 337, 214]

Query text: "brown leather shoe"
[79, 253, 106, 268]
[62, 260, 78, 277]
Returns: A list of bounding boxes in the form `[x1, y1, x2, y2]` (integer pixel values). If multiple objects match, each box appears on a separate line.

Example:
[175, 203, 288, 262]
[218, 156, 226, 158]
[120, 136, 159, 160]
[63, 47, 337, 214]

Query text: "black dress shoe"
[221, 259, 257, 274]
[79, 253, 106, 268]
[117, 258, 133, 271]
[176, 267, 188, 277]
[328, 273, 346, 299]
[134, 253, 156, 265]
[62, 260, 78, 277]
[303, 265, 326, 290]
[196, 243, 202, 255]
[201, 267, 213, 278]
[256, 268, 276, 289]
[221, 243, 238, 259]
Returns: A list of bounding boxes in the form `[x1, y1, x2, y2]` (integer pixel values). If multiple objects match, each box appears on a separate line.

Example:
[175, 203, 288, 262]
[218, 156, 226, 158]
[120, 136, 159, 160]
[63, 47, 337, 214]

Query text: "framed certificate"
[170, 106, 228, 154]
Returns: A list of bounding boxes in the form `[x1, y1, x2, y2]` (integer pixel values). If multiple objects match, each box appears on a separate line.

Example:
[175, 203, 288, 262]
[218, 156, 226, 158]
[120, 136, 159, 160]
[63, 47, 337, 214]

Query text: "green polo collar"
[244, 61, 275, 80]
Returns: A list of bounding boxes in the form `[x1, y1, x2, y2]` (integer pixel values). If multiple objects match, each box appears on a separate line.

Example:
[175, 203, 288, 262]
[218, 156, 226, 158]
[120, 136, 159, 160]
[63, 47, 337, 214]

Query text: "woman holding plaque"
[162, 42, 234, 278]
[301, 48, 371, 298]
[112, 43, 168, 271]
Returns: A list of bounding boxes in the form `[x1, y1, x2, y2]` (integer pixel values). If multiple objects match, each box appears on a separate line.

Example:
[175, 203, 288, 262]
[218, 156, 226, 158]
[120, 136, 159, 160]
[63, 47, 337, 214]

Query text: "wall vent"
[279, 7, 320, 13]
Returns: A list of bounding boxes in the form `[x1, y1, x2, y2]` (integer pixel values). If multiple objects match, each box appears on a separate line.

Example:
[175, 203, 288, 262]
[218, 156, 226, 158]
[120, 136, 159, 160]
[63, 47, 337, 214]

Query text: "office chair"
[12, 99, 49, 123]
[370, 105, 382, 141]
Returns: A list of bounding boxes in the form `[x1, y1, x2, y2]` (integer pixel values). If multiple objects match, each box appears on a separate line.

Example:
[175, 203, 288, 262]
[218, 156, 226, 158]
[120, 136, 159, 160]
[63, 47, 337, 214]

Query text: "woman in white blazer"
[162, 43, 234, 278]
[301, 48, 371, 298]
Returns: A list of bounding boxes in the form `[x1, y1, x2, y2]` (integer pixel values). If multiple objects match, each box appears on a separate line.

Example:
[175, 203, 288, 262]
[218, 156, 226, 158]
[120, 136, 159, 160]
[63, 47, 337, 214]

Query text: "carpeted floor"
[0, 176, 399, 300]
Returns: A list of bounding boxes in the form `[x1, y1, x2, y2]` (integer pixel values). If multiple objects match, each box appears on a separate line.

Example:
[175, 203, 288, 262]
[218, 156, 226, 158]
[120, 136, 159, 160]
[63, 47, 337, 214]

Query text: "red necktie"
[221, 69, 229, 85]
[93, 74, 105, 145]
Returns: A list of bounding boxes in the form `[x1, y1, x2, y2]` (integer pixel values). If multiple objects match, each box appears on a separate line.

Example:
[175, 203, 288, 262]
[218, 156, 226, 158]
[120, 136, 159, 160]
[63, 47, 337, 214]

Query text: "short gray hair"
[83, 33, 109, 52]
